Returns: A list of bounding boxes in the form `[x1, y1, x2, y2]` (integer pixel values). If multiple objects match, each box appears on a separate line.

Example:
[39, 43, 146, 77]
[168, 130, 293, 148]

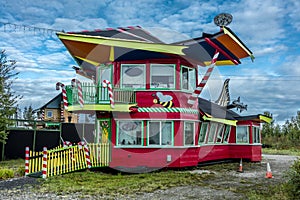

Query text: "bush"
[284, 158, 300, 199]
[0, 168, 14, 179]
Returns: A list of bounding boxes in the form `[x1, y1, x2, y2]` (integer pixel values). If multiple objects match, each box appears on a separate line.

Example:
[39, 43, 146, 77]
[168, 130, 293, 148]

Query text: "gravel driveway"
[0, 154, 298, 200]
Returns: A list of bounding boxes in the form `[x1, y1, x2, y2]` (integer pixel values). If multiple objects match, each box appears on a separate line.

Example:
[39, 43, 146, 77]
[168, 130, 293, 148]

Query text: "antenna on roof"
[214, 13, 233, 27]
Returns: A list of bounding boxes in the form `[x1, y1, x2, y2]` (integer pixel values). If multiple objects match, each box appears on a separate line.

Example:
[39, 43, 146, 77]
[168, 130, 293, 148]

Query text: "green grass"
[0, 158, 24, 178]
[37, 169, 214, 198]
[262, 148, 300, 156]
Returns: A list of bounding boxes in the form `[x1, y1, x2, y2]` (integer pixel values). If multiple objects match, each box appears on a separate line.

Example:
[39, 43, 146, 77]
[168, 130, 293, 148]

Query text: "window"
[121, 64, 145, 88]
[199, 123, 208, 144]
[236, 126, 249, 143]
[46, 110, 53, 118]
[223, 125, 231, 143]
[207, 123, 218, 143]
[252, 126, 261, 144]
[216, 124, 225, 143]
[117, 121, 143, 146]
[181, 66, 195, 91]
[150, 64, 175, 89]
[184, 122, 195, 145]
[148, 121, 173, 146]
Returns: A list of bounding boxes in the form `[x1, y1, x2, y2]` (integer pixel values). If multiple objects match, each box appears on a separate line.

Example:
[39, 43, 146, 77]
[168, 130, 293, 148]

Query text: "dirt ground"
[126, 154, 299, 200]
[0, 154, 298, 199]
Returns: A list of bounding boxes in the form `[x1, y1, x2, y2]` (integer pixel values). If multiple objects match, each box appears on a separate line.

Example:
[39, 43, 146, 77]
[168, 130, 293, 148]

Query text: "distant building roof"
[198, 98, 271, 124]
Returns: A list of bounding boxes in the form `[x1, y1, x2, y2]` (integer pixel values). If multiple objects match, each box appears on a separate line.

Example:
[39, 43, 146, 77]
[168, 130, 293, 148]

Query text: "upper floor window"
[252, 126, 261, 144]
[150, 64, 175, 89]
[121, 64, 146, 89]
[181, 66, 196, 91]
[46, 110, 53, 118]
[236, 126, 249, 143]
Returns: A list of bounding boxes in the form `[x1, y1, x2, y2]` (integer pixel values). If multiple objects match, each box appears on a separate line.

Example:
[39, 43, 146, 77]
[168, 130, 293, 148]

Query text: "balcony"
[66, 82, 136, 112]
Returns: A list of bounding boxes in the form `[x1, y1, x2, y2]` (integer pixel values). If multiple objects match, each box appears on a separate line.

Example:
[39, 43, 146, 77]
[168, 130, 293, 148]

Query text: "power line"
[0, 21, 63, 35]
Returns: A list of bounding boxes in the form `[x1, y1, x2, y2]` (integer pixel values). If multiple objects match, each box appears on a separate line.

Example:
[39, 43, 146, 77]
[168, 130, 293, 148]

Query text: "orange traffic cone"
[265, 162, 273, 178]
[237, 158, 244, 173]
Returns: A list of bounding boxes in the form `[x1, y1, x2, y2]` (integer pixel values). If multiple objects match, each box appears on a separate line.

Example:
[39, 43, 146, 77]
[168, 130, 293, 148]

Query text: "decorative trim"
[137, 107, 199, 114]
[259, 115, 272, 124]
[57, 33, 187, 55]
[202, 115, 237, 126]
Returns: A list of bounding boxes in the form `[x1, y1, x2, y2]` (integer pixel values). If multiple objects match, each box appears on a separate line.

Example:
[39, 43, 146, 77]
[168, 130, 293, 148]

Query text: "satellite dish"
[214, 13, 233, 27]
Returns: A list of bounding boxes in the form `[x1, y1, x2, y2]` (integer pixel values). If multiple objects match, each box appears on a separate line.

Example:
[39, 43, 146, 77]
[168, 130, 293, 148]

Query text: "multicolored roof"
[57, 26, 253, 77]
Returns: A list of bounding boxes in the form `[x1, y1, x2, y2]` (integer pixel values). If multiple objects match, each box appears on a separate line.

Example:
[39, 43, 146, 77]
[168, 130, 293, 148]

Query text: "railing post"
[24, 146, 30, 176]
[42, 147, 47, 179]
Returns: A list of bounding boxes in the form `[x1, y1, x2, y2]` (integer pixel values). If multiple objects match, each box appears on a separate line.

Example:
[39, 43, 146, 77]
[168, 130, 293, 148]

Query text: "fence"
[67, 82, 136, 106]
[25, 142, 110, 178]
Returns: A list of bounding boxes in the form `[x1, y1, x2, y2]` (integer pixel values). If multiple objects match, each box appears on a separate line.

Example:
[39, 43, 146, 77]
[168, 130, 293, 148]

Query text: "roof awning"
[202, 115, 237, 126]
[57, 26, 253, 76]
[235, 114, 272, 124]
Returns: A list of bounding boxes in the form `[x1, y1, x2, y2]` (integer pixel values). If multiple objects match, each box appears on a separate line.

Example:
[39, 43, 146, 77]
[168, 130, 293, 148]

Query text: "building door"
[97, 64, 112, 103]
[96, 119, 111, 143]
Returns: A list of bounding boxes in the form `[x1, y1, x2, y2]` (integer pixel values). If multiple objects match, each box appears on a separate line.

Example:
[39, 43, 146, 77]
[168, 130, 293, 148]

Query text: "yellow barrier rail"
[25, 143, 111, 178]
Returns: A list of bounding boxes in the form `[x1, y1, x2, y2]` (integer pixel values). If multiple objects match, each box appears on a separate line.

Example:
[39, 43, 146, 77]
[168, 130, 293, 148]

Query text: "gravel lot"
[0, 154, 298, 200]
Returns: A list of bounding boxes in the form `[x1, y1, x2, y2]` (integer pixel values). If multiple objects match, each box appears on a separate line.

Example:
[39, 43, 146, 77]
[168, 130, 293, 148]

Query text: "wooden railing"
[25, 143, 111, 178]
[68, 82, 136, 106]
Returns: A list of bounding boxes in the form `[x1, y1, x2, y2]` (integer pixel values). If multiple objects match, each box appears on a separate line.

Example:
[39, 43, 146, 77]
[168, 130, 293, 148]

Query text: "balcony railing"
[66, 82, 136, 106]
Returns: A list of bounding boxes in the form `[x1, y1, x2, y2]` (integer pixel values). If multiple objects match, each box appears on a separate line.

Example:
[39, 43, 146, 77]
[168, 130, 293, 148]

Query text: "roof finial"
[214, 13, 233, 27]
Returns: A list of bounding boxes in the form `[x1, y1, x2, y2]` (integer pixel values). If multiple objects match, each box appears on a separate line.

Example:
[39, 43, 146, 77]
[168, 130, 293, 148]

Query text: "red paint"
[97, 57, 264, 170]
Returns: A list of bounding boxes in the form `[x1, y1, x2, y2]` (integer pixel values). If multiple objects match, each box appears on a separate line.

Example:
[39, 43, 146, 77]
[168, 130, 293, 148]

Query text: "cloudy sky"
[0, 0, 299, 124]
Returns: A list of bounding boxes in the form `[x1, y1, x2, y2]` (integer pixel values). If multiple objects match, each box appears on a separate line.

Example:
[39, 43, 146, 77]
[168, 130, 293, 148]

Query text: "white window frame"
[207, 122, 219, 143]
[216, 124, 225, 143]
[252, 126, 261, 144]
[121, 64, 146, 89]
[181, 65, 195, 91]
[198, 122, 209, 144]
[223, 125, 231, 143]
[150, 64, 176, 89]
[147, 121, 173, 146]
[184, 121, 195, 146]
[116, 120, 143, 146]
[236, 125, 250, 144]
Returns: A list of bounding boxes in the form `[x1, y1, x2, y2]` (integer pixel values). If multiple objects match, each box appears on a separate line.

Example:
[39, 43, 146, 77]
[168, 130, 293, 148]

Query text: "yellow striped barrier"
[25, 143, 110, 178]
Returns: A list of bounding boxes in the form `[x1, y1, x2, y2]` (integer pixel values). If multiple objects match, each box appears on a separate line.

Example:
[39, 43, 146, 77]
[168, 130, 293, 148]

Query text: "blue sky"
[0, 0, 299, 124]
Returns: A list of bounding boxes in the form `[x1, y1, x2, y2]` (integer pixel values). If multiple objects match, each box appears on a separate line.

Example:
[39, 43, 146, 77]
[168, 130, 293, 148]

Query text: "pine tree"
[0, 50, 22, 143]
[23, 105, 36, 121]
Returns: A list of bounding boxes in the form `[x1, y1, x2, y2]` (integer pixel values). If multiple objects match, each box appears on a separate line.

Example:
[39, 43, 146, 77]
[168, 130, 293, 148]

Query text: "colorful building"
[56, 23, 271, 171]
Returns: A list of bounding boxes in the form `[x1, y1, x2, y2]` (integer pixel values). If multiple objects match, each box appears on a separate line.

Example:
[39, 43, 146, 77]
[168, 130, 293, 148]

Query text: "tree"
[23, 105, 36, 121]
[0, 50, 22, 143]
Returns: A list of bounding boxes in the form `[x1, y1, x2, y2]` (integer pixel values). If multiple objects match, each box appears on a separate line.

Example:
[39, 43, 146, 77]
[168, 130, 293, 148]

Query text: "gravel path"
[0, 154, 298, 200]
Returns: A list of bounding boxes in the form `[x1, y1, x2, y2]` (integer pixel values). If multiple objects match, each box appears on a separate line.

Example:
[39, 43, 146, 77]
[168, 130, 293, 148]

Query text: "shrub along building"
[55, 18, 271, 171]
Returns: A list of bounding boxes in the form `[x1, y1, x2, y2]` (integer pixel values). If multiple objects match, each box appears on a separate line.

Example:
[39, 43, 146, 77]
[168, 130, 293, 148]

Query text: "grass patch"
[262, 148, 300, 156]
[0, 158, 24, 177]
[37, 169, 214, 197]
